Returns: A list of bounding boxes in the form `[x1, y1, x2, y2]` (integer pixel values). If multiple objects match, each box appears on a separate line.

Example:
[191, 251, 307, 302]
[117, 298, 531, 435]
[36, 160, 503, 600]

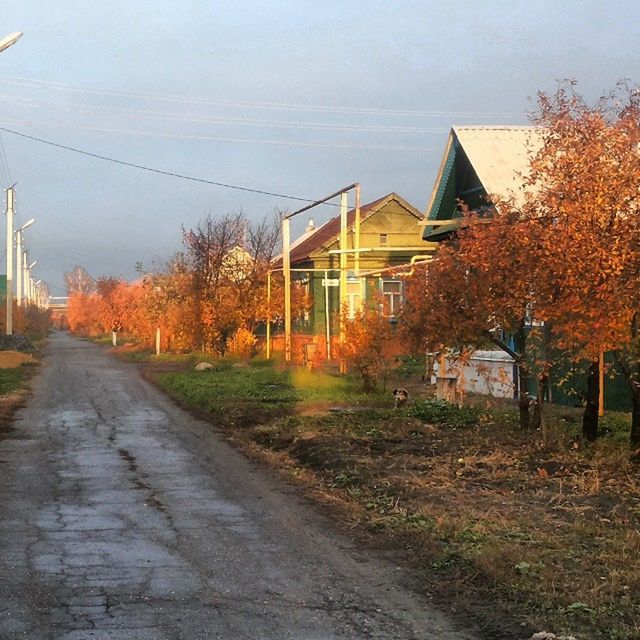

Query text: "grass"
[0, 367, 27, 395]
[156, 361, 297, 427]
[143, 356, 640, 640]
[154, 357, 391, 423]
[0, 362, 39, 434]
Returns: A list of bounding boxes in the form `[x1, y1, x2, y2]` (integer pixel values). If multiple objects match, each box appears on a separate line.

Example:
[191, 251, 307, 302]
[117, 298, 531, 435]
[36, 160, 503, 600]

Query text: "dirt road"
[0, 333, 478, 639]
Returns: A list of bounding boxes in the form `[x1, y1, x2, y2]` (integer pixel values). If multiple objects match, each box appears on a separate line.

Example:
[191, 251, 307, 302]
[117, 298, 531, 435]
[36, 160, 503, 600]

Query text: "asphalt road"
[0, 332, 479, 640]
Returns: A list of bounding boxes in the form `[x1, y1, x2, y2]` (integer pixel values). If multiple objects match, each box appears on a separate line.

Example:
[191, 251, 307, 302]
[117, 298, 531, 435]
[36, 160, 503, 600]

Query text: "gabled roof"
[452, 126, 542, 206]
[423, 126, 544, 241]
[425, 126, 543, 221]
[275, 192, 424, 267]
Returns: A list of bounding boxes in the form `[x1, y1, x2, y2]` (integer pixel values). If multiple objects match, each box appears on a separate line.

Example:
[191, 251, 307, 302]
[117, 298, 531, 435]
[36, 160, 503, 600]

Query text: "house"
[422, 125, 542, 241]
[222, 245, 254, 281]
[272, 192, 437, 359]
[422, 126, 631, 411]
[422, 126, 541, 399]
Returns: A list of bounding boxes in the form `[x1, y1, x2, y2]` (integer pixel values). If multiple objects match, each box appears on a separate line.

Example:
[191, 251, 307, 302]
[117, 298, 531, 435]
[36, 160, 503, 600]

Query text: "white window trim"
[381, 279, 402, 318]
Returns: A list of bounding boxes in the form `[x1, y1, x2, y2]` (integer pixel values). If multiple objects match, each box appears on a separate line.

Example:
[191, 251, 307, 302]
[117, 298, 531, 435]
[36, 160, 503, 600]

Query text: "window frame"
[381, 278, 402, 318]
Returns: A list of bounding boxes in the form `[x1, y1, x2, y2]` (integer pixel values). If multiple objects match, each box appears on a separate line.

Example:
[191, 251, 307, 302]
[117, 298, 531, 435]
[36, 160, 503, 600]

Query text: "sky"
[0, 0, 638, 296]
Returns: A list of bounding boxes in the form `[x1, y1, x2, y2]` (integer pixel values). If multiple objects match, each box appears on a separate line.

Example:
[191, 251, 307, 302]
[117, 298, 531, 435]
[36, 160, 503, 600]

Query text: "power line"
[0, 94, 454, 134]
[0, 75, 527, 119]
[0, 125, 339, 205]
[0, 117, 439, 152]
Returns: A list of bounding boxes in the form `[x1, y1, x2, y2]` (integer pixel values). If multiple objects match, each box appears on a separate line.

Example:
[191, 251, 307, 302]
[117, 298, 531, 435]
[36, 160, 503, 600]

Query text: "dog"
[392, 388, 409, 408]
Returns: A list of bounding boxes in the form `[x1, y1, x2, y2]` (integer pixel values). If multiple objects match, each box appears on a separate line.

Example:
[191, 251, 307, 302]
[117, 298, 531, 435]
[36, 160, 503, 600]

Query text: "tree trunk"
[517, 361, 530, 430]
[629, 380, 640, 452]
[514, 324, 530, 430]
[582, 359, 599, 442]
[489, 322, 530, 429]
[533, 367, 550, 446]
[537, 373, 549, 447]
[423, 351, 435, 385]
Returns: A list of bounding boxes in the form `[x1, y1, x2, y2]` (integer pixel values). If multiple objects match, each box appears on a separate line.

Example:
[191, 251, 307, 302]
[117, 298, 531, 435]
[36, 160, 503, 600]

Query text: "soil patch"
[0, 351, 35, 368]
[141, 356, 640, 640]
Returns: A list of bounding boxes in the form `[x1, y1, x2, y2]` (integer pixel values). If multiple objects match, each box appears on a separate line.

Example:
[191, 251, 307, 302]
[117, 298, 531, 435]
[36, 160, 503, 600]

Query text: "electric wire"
[0, 125, 344, 205]
[0, 118, 439, 152]
[0, 94, 455, 134]
[0, 75, 527, 119]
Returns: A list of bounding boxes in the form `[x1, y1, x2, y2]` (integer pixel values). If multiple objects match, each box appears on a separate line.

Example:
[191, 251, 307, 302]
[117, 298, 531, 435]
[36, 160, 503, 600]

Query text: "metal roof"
[451, 126, 543, 207]
[273, 193, 424, 267]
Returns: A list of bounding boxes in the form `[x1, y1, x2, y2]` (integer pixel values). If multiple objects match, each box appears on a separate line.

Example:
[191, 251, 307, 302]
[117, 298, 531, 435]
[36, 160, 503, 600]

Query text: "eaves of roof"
[422, 221, 462, 242]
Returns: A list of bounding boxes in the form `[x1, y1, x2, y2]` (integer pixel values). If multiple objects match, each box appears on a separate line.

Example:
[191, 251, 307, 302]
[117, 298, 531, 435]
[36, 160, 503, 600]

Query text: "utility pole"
[354, 183, 362, 314]
[22, 252, 27, 306]
[282, 217, 291, 362]
[282, 184, 357, 363]
[354, 183, 361, 277]
[5, 186, 14, 335]
[266, 271, 272, 360]
[15, 229, 22, 307]
[339, 192, 348, 374]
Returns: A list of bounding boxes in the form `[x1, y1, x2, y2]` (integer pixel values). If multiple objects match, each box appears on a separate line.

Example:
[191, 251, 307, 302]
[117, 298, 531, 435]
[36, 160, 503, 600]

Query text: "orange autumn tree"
[518, 83, 640, 447]
[338, 297, 395, 391]
[402, 206, 542, 431]
[182, 211, 281, 355]
[68, 278, 151, 341]
[405, 82, 640, 448]
[66, 266, 100, 335]
[94, 277, 130, 335]
[142, 254, 199, 351]
[67, 293, 93, 335]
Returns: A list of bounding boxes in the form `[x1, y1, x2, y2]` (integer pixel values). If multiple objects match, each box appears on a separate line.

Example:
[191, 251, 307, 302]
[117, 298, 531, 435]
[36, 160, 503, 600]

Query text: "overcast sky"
[1, 0, 638, 295]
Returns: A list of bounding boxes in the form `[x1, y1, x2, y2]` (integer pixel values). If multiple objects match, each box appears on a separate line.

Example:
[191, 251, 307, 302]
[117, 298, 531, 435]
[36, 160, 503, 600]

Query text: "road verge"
[133, 354, 638, 640]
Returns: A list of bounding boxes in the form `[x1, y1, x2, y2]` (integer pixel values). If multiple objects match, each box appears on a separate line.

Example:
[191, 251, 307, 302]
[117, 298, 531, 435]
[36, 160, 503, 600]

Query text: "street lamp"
[15, 218, 35, 307]
[33, 279, 41, 309]
[2, 34, 21, 334]
[24, 257, 37, 306]
[0, 32, 22, 53]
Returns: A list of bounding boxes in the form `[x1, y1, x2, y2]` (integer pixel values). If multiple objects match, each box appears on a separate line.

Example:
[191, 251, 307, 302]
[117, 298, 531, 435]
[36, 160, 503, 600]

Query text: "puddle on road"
[117, 448, 137, 471]
[117, 447, 171, 522]
[48, 410, 94, 429]
[0, 423, 33, 441]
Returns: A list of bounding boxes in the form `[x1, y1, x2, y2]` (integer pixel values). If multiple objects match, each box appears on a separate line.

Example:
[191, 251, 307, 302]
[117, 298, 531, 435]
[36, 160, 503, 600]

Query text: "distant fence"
[435, 351, 516, 400]
[436, 350, 631, 411]
[48, 296, 69, 330]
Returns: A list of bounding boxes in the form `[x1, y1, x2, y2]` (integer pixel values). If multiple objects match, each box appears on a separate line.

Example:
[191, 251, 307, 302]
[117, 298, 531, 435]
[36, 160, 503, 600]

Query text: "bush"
[0, 334, 35, 352]
[226, 326, 258, 358]
[411, 398, 480, 428]
[337, 299, 395, 391]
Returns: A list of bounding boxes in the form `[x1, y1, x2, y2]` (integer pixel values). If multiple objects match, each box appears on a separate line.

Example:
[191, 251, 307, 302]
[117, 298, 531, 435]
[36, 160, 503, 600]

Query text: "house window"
[379, 233, 388, 247]
[347, 280, 361, 319]
[381, 280, 402, 317]
[294, 276, 311, 325]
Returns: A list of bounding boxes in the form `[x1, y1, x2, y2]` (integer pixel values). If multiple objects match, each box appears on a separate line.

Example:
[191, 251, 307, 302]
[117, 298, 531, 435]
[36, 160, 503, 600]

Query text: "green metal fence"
[528, 353, 631, 412]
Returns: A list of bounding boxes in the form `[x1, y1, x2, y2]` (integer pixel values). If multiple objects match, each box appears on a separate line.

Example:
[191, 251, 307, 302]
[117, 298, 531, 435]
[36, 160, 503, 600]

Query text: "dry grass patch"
[146, 357, 640, 640]
[0, 350, 35, 368]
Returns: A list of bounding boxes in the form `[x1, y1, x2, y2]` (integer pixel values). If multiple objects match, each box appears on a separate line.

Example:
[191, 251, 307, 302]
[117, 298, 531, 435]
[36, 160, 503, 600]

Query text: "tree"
[338, 298, 395, 391]
[519, 82, 640, 447]
[183, 211, 283, 355]
[64, 265, 95, 296]
[402, 209, 540, 431]
[402, 82, 640, 449]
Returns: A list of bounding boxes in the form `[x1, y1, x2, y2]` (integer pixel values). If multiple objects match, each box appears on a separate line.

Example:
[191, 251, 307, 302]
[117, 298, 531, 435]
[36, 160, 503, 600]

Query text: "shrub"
[337, 299, 395, 391]
[411, 398, 480, 428]
[226, 326, 258, 358]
